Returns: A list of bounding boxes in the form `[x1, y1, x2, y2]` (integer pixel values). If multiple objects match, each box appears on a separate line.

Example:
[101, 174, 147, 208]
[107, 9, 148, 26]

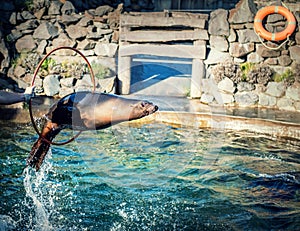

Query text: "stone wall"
[0, 0, 122, 95]
[202, 0, 300, 112]
[0, 0, 299, 112]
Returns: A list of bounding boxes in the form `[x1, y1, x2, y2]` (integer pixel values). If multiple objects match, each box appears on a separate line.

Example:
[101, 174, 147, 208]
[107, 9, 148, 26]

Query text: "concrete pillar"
[190, 58, 205, 98]
[117, 56, 131, 94]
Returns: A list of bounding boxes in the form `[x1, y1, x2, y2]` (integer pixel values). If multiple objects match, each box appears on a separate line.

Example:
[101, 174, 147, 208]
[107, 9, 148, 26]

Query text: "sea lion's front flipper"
[27, 121, 61, 171]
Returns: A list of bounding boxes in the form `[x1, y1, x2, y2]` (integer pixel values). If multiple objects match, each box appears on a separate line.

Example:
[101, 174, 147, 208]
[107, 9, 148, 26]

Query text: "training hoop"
[254, 5, 296, 41]
[29, 46, 96, 145]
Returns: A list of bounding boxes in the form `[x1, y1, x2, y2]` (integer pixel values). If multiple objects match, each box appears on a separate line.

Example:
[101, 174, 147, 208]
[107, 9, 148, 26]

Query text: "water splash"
[21, 149, 55, 231]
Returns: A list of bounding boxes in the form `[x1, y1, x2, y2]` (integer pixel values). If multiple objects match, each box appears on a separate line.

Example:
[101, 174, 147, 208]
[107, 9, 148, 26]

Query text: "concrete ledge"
[135, 110, 300, 140]
[149, 111, 300, 140]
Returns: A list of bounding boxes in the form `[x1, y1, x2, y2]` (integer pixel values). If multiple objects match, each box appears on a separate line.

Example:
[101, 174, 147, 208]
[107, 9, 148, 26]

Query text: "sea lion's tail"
[27, 121, 61, 171]
[27, 137, 51, 171]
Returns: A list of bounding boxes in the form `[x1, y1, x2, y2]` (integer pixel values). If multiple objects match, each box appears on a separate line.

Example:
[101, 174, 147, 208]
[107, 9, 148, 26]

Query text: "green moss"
[273, 68, 294, 83]
[240, 62, 255, 81]
[41, 58, 56, 72]
[185, 88, 190, 97]
[13, 0, 34, 11]
[11, 52, 28, 68]
[25, 0, 35, 11]
[11, 56, 19, 68]
[91, 61, 111, 79]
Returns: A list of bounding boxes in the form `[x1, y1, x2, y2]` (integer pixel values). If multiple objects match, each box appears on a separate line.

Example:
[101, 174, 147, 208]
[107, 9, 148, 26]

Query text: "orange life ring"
[254, 6, 296, 41]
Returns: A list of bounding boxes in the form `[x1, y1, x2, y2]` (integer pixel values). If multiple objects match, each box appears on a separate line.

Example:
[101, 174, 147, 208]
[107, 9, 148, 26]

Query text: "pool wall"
[137, 111, 300, 140]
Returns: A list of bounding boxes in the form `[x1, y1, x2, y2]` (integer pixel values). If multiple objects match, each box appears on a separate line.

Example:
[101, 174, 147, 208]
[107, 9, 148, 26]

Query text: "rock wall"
[0, 0, 121, 95]
[0, 0, 299, 112]
[202, 0, 300, 112]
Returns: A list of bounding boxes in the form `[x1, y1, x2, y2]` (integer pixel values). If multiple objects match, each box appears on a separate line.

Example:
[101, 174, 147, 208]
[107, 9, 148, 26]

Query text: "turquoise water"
[0, 120, 299, 230]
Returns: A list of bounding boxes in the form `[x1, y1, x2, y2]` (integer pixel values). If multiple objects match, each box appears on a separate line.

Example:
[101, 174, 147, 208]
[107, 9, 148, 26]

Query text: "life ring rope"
[254, 4, 297, 50]
[255, 31, 290, 50]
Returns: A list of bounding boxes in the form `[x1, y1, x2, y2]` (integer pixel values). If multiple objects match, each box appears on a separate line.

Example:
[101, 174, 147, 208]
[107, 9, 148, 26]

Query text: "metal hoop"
[29, 46, 96, 145]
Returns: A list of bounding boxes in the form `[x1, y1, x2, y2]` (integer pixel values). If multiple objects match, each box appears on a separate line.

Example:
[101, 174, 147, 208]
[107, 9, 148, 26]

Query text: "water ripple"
[0, 121, 299, 230]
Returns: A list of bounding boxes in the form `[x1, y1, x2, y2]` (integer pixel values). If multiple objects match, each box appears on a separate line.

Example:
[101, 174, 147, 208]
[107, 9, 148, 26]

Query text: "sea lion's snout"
[140, 101, 159, 116]
[129, 101, 158, 120]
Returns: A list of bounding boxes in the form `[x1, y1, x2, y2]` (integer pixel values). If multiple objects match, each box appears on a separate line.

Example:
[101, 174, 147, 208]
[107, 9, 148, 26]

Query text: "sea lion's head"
[129, 100, 158, 120]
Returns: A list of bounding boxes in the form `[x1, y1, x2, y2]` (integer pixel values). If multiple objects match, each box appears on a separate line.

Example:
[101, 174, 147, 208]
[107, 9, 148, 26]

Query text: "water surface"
[0, 121, 299, 230]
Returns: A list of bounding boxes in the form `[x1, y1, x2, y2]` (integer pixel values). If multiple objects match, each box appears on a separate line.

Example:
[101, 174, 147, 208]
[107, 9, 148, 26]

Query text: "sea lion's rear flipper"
[27, 121, 61, 171]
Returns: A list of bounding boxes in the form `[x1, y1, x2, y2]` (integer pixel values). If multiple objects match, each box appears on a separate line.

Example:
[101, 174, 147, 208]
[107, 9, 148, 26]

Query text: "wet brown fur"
[27, 92, 158, 171]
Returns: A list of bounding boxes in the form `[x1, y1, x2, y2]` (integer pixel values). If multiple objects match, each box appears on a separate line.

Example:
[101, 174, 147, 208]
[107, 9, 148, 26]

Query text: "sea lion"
[27, 91, 158, 171]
